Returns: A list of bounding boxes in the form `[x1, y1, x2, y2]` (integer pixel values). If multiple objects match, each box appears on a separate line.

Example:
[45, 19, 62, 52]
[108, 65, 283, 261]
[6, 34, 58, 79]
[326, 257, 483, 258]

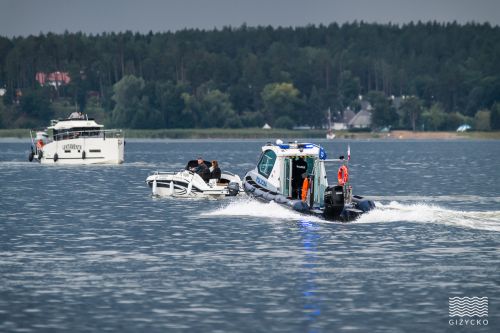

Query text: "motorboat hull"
[146, 170, 242, 198]
[35, 137, 124, 165]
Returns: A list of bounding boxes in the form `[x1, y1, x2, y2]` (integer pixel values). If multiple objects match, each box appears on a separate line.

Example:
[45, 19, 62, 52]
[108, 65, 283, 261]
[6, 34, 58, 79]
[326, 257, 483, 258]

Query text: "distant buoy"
[53, 153, 58, 162]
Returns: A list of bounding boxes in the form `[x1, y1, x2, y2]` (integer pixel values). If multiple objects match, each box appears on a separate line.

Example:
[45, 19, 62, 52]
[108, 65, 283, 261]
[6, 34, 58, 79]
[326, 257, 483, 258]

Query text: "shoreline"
[1, 128, 499, 140]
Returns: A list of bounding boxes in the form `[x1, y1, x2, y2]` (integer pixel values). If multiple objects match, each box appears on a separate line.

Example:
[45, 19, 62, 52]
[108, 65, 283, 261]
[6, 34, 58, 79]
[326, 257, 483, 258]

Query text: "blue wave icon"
[449, 297, 488, 317]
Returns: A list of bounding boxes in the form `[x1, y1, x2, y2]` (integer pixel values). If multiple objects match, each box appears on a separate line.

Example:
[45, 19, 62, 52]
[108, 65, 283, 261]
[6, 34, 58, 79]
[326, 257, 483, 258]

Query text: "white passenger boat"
[146, 160, 242, 198]
[29, 114, 124, 165]
[243, 141, 375, 222]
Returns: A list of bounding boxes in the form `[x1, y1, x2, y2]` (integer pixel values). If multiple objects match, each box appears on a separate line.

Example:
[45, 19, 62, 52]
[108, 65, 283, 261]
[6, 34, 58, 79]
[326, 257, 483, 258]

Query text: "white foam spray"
[355, 201, 500, 232]
[202, 197, 325, 222]
[204, 198, 500, 232]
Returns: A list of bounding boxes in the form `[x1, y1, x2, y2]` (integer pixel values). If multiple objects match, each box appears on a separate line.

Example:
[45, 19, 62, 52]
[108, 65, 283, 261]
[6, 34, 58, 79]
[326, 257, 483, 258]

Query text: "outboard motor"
[227, 182, 240, 196]
[323, 185, 345, 220]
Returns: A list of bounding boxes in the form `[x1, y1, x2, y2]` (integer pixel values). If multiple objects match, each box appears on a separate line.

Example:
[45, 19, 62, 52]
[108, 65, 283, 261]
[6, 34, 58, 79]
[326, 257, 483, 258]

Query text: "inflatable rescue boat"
[243, 141, 375, 222]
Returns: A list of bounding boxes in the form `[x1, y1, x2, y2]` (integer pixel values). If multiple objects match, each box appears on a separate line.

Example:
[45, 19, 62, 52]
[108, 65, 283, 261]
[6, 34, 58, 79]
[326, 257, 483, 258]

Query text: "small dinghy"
[243, 141, 375, 222]
[146, 160, 242, 198]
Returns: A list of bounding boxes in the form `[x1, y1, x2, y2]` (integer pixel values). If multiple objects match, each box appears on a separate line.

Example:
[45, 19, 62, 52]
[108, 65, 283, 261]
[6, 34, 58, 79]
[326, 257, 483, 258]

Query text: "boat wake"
[204, 198, 500, 232]
[202, 198, 325, 222]
[356, 201, 500, 232]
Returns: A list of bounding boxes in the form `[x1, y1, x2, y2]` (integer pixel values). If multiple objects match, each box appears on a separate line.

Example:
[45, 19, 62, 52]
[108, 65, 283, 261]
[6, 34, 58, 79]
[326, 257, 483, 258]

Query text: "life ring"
[301, 177, 310, 202]
[36, 139, 44, 149]
[338, 165, 349, 185]
[53, 153, 59, 162]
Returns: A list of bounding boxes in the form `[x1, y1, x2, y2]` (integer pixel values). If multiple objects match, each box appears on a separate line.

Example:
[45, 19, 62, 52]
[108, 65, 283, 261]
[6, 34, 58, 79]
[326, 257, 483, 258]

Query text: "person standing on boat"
[292, 157, 308, 199]
[210, 160, 221, 182]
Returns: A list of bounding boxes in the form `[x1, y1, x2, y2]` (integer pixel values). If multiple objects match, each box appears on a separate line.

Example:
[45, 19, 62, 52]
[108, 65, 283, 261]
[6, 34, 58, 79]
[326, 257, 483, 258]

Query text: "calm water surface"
[0, 139, 499, 332]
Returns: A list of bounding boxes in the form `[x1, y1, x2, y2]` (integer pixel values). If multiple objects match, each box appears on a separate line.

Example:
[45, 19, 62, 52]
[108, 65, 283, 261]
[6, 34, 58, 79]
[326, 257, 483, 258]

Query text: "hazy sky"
[1, 0, 499, 37]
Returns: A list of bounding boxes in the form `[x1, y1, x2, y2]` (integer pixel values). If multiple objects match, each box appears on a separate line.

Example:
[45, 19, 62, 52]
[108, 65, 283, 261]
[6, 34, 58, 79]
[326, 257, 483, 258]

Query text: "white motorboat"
[326, 130, 336, 139]
[29, 114, 124, 165]
[146, 160, 242, 198]
[243, 140, 375, 222]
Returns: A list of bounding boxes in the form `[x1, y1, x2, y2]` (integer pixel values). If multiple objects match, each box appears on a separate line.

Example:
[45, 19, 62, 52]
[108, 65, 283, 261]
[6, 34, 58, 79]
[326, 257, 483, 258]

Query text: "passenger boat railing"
[51, 129, 124, 141]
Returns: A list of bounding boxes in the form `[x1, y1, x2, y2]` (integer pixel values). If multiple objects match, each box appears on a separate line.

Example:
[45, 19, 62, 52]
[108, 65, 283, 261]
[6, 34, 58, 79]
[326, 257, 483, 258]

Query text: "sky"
[0, 0, 499, 37]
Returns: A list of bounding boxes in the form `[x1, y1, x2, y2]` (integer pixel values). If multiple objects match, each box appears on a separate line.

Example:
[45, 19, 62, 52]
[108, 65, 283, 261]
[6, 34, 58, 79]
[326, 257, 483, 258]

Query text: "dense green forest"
[1, 22, 500, 130]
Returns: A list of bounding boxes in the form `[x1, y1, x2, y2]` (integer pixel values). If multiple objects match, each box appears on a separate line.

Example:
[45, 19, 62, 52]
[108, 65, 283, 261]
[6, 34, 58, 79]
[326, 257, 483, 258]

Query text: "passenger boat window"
[258, 150, 277, 178]
[53, 127, 102, 140]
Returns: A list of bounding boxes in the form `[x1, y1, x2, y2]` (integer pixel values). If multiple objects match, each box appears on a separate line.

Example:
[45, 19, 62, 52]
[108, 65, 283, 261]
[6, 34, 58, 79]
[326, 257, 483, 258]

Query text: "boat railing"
[322, 158, 345, 163]
[152, 169, 237, 178]
[52, 129, 124, 141]
[152, 171, 179, 176]
[151, 169, 203, 177]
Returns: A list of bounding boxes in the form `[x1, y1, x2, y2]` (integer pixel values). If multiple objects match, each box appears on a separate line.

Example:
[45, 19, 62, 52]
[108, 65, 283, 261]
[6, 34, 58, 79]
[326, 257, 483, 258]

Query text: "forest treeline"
[1, 22, 500, 130]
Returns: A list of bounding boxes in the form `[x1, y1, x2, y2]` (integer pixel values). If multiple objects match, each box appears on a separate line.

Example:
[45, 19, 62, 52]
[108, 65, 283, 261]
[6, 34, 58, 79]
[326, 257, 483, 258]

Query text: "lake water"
[0, 138, 499, 332]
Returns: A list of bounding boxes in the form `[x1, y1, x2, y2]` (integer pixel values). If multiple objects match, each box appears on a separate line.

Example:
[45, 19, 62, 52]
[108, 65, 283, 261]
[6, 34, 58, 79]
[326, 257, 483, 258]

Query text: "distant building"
[347, 100, 373, 129]
[342, 107, 356, 123]
[348, 109, 372, 129]
[36, 71, 71, 88]
[332, 122, 347, 130]
[332, 104, 373, 130]
[331, 107, 355, 130]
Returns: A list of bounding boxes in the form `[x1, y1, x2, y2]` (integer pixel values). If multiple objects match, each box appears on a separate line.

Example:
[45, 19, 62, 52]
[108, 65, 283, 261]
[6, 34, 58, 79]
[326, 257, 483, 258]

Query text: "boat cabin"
[255, 142, 329, 207]
[47, 118, 105, 141]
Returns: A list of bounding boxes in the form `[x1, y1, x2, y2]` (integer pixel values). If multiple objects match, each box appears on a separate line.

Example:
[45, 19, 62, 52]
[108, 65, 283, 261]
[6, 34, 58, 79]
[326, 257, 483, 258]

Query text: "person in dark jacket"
[193, 157, 211, 182]
[210, 160, 222, 181]
[292, 157, 308, 198]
